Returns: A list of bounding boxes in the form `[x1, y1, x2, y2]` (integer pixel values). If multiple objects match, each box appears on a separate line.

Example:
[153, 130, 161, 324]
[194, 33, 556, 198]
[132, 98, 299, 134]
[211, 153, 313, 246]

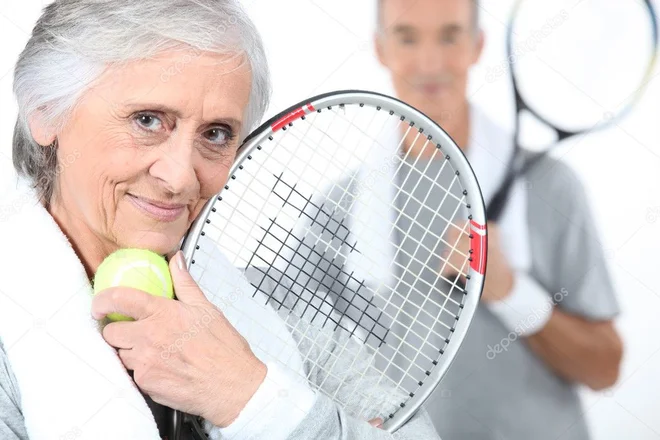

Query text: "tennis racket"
[487, 0, 658, 221]
[166, 90, 487, 438]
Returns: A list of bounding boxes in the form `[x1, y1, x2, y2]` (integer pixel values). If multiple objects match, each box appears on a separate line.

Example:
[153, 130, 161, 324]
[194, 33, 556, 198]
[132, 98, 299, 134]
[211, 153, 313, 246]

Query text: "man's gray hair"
[377, 0, 480, 34]
[12, 0, 271, 202]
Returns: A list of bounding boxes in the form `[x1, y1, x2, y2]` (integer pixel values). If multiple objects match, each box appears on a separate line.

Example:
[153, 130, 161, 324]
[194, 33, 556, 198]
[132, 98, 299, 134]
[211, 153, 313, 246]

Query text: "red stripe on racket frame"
[469, 220, 487, 275]
[271, 104, 316, 132]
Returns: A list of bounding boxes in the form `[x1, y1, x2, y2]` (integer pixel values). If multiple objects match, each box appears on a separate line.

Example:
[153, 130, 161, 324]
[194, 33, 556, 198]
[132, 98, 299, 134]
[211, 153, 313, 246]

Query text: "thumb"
[169, 251, 207, 304]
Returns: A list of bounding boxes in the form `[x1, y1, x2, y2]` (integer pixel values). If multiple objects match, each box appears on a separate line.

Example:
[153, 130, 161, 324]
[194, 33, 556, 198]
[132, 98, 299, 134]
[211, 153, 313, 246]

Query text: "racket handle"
[168, 409, 207, 440]
[486, 172, 515, 222]
[488, 151, 549, 222]
[185, 414, 208, 439]
[167, 409, 183, 440]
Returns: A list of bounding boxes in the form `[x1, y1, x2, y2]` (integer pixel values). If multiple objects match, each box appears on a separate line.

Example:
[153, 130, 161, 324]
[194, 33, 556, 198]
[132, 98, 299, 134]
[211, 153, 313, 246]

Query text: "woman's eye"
[135, 113, 163, 131]
[204, 127, 233, 146]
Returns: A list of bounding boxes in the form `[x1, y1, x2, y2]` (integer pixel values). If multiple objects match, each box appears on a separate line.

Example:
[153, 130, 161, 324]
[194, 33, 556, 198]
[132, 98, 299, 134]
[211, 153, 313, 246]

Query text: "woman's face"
[48, 50, 252, 258]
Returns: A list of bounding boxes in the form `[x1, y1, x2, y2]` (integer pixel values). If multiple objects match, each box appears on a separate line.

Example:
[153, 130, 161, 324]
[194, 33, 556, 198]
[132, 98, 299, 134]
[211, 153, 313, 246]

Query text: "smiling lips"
[128, 194, 186, 222]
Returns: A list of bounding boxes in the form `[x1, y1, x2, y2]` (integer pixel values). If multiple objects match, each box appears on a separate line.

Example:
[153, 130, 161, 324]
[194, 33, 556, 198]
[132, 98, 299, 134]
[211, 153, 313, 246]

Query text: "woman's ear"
[28, 111, 57, 146]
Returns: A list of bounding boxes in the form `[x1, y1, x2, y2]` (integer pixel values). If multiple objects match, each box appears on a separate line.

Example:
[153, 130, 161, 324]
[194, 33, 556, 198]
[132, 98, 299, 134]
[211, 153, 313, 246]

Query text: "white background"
[1, 1, 660, 439]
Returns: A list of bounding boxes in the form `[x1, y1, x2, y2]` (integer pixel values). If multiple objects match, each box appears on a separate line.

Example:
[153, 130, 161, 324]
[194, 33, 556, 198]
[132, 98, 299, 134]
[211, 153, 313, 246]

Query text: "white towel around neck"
[0, 177, 304, 440]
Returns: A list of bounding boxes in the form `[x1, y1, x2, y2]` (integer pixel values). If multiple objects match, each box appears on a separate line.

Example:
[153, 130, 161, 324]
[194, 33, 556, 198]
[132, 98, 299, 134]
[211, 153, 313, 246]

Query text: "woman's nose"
[149, 135, 198, 196]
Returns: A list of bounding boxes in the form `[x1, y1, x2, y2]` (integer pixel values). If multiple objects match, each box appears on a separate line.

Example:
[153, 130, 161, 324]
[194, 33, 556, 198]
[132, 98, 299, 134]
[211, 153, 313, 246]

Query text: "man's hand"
[91, 251, 267, 428]
[440, 222, 515, 302]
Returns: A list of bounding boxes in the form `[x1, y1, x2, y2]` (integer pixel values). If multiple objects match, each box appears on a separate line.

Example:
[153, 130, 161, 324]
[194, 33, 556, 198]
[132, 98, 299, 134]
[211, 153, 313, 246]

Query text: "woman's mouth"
[127, 194, 186, 222]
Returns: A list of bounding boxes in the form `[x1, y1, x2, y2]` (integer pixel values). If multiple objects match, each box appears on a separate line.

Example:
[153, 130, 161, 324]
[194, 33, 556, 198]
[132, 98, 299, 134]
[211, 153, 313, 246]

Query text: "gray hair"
[376, 0, 480, 34]
[12, 0, 271, 202]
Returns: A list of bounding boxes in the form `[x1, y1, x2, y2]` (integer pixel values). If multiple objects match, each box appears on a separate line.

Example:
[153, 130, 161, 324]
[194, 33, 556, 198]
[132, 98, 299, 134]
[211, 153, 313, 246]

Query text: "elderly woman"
[0, 1, 441, 439]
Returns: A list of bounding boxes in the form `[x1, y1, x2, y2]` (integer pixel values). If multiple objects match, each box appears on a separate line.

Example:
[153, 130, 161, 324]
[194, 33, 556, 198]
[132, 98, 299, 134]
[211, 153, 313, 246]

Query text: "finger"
[445, 223, 468, 250]
[102, 321, 141, 349]
[169, 251, 207, 304]
[368, 418, 383, 428]
[92, 287, 159, 321]
[117, 348, 140, 371]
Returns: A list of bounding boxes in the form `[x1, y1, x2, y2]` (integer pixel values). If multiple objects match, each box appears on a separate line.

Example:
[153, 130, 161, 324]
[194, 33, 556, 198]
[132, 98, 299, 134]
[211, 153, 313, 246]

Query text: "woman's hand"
[369, 418, 384, 429]
[91, 251, 267, 428]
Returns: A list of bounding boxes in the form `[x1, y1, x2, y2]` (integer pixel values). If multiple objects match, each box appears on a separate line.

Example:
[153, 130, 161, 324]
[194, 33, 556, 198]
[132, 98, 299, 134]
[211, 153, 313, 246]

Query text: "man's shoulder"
[469, 106, 588, 201]
[520, 150, 589, 210]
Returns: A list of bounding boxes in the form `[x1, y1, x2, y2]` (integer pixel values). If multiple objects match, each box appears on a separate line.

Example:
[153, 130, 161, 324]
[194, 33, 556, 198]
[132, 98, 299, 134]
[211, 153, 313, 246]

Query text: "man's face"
[376, 0, 484, 122]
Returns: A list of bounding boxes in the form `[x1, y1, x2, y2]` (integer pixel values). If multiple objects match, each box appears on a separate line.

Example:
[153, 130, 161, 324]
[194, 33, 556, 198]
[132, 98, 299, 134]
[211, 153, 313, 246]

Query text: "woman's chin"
[119, 230, 184, 257]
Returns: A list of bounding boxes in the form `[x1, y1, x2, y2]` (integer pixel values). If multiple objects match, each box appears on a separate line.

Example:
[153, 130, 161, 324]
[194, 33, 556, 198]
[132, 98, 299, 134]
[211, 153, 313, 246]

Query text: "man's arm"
[486, 270, 623, 391]
[526, 308, 622, 390]
[485, 159, 623, 390]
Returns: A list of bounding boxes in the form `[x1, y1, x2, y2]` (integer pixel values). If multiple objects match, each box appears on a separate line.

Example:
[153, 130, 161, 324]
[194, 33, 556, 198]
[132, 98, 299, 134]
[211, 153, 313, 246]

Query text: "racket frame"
[487, 0, 659, 221]
[177, 90, 487, 434]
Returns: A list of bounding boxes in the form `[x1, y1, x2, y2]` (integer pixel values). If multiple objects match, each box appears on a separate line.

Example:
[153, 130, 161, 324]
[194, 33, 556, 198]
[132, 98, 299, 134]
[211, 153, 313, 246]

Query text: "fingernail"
[369, 418, 384, 428]
[177, 251, 186, 272]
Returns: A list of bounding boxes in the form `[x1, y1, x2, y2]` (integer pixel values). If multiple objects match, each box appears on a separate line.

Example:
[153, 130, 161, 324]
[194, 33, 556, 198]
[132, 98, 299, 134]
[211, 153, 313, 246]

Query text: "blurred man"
[364, 0, 624, 439]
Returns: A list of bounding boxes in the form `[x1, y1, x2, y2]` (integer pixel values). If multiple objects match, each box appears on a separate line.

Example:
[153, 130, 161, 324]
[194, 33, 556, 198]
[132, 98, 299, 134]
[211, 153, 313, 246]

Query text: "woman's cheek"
[190, 200, 208, 222]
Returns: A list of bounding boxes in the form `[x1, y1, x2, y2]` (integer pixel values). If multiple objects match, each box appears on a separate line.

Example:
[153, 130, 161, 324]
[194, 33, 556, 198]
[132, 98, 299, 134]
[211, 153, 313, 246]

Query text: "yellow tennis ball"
[93, 248, 174, 322]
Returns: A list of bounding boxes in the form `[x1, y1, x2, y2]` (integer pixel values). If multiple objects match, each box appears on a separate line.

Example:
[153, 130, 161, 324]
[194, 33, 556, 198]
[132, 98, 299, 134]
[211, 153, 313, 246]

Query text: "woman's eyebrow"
[122, 102, 242, 128]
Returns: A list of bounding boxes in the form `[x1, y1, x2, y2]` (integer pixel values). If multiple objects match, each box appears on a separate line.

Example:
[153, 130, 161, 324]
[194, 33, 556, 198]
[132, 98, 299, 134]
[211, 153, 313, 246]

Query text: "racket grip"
[485, 182, 511, 222]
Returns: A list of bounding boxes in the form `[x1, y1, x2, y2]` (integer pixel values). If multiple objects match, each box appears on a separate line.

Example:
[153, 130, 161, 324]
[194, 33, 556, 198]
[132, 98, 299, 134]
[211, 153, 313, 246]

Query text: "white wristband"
[204, 362, 317, 440]
[486, 272, 554, 336]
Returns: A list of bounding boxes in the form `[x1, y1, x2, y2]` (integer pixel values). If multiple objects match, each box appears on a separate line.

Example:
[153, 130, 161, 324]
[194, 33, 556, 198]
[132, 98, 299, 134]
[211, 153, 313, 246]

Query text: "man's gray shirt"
[424, 152, 620, 440]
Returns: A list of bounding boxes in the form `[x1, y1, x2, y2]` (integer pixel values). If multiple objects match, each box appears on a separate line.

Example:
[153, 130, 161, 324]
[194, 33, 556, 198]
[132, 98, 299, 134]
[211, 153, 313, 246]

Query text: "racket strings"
[218, 123, 464, 344]
[266, 166, 466, 324]
[205, 199, 456, 362]
[255, 158, 464, 354]
[283, 110, 474, 292]
[213, 208, 447, 397]
[369, 174, 468, 392]
[223, 108, 470, 324]
[240, 107, 466, 348]
[195, 103, 475, 417]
